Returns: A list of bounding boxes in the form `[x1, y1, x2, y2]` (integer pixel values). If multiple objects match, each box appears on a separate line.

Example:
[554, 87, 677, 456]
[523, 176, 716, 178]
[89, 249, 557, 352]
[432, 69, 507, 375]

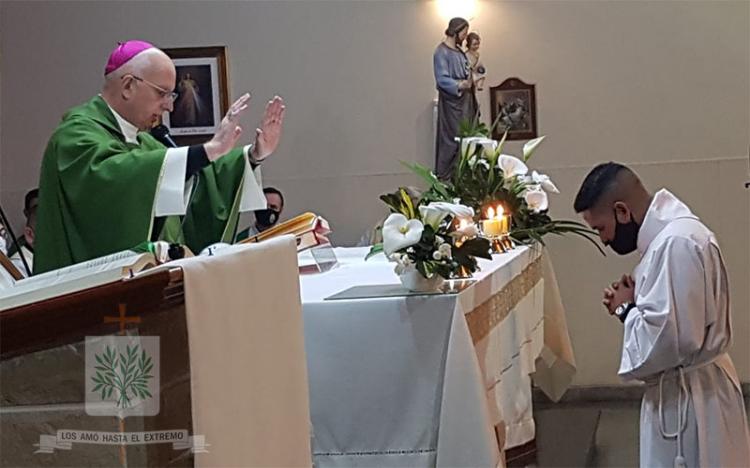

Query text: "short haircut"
[24, 188, 39, 215]
[263, 186, 284, 208]
[573, 162, 630, 213]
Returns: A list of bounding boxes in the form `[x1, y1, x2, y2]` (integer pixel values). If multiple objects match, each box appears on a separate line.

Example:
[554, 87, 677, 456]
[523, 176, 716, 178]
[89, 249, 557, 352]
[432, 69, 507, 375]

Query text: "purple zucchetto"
[104, 40, 155, 76]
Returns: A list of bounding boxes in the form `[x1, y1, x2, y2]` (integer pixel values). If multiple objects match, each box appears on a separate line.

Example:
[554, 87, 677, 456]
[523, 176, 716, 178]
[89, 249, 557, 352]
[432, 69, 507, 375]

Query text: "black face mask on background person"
[608, 209, 640, 255]
[255, 208, 280, 229]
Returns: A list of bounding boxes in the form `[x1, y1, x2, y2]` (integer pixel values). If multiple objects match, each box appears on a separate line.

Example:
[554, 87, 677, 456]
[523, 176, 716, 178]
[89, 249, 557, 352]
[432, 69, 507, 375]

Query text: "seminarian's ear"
[613, 201, 632, 224]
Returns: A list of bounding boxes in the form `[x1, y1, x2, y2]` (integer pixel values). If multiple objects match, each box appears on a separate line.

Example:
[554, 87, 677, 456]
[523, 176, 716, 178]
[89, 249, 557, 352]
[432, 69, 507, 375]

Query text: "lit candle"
[482, 207, 502, 237]
[492, 205, 510, 234]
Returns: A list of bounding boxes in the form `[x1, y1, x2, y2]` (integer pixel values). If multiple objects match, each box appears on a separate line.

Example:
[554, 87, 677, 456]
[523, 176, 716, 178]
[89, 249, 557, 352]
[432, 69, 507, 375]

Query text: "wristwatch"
[614, 302, 636, 323]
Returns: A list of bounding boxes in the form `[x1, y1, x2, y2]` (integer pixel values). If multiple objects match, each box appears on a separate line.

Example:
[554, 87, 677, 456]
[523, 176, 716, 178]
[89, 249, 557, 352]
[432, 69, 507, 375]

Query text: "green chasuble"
[34, 95, 247, 274]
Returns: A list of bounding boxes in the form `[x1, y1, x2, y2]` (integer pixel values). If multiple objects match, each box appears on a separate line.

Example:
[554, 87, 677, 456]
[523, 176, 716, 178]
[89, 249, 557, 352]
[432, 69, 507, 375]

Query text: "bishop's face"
[122, 62, 176, 131]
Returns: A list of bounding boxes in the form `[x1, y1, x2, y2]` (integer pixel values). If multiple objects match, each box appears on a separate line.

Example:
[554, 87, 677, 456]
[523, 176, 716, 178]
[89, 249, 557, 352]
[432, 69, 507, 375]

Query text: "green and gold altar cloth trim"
[466, 256, 543, 344]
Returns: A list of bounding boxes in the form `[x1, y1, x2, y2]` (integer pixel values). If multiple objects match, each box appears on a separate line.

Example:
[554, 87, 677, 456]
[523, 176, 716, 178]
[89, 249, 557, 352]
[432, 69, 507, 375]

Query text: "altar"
[300, 245, 576, 467]
[0, 238, 312, 468]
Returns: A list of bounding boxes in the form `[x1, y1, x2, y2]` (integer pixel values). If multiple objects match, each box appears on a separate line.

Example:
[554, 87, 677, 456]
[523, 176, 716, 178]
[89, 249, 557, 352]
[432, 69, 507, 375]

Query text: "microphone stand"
[0, 202, 32, 277]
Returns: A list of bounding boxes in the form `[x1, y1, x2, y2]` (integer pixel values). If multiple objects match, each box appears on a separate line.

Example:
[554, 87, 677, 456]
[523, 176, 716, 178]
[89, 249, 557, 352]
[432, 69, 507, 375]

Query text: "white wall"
[1, 0, 748, 385]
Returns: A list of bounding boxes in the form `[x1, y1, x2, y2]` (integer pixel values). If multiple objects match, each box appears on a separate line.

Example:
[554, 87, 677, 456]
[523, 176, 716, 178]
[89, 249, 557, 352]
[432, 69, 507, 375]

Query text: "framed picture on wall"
[490, 78, 537, 141]
[161, 46, 229, 145]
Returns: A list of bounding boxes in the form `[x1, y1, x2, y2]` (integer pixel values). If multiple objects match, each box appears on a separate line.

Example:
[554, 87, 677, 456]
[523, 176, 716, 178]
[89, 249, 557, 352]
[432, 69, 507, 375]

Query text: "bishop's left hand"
[251, 96, 286, 161]
[602, 274, 635, 316]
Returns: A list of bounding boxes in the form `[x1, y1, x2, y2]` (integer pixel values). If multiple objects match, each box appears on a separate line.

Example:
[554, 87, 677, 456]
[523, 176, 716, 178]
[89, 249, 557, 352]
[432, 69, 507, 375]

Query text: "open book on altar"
[0, 250, 160, 311]
[239, 212, 332, 252]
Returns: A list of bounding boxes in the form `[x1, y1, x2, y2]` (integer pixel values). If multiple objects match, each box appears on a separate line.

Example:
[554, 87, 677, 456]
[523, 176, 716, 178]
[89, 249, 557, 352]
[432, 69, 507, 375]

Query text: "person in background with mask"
[574, 162, 750, 468]
[236, 187, 285, 240]
[8, 188, 38, 276]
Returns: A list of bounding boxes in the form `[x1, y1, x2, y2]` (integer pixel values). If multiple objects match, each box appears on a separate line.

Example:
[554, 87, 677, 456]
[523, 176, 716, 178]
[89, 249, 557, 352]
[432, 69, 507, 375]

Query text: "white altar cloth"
[300, 245, 567, 467]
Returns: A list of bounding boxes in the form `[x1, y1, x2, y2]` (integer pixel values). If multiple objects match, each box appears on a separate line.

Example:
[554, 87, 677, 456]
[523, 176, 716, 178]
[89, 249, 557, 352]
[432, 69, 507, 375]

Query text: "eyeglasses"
[127, 75, 179, 101]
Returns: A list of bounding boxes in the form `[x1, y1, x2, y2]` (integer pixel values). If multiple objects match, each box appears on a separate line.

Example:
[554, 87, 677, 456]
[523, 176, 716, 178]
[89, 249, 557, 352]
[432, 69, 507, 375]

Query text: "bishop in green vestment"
[34, 41, 286, 274]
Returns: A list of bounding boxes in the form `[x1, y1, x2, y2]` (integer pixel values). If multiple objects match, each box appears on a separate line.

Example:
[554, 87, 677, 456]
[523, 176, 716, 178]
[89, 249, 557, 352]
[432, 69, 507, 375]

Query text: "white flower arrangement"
[369, 191, 491, 280]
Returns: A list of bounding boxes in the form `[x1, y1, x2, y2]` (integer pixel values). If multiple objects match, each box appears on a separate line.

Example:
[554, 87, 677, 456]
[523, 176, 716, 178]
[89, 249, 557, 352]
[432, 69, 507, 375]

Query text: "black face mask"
[255, 208, 280, 229]
[608, 209, 640, 255]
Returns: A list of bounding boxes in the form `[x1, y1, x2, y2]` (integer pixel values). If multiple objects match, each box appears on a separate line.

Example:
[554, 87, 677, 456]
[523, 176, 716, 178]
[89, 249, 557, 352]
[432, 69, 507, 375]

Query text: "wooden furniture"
[1, 269, 194, 467]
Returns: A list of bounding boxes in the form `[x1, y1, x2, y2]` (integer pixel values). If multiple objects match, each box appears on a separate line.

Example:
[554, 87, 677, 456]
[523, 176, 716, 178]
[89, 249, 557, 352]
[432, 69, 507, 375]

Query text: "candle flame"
[496, 205, 504, 217]
[487, 206, 495, 219]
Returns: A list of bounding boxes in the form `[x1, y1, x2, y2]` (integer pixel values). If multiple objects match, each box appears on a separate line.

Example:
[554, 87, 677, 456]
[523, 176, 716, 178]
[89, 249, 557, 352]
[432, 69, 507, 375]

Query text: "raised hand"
[251, 96, 286, 161]
[204, 93, 251, 161]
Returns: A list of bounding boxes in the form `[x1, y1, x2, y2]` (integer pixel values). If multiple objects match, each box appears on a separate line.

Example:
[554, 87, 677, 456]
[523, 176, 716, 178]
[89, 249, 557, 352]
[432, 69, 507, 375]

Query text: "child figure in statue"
[466, 32, 486, 91]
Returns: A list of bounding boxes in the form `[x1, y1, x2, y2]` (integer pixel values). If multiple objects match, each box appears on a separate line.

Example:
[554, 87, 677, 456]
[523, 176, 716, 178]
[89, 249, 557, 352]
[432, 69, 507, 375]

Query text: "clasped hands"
[204, 93, 286, 162]
[602, 274, 635, 317]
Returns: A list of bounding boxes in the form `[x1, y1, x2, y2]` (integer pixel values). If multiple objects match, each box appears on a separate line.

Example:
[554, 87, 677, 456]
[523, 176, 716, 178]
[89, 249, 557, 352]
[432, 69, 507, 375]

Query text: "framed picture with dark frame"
[490, 78, 537, 141]
[161, 46, 229, 146]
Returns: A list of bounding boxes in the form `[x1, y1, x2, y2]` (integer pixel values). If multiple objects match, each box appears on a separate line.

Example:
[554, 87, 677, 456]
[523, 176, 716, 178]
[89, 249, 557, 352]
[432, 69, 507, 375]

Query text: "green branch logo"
[91, 344, 154, 409]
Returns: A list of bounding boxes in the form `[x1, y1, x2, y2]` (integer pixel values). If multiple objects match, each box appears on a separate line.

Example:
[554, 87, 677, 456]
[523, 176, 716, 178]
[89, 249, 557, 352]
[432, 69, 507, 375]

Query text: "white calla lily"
[498, 154, 529, 179]
[456, 136, 496, 158]
[426, 201, 475, 219]
[522, 135, 546, 161]
[382, 213, 424, 255]
[459, 138, 477, 158]
[418, 204, 450, 229]
[531, 171, 560, 193]
[524, 189, 549, 213]
[478, 139, 498, 158]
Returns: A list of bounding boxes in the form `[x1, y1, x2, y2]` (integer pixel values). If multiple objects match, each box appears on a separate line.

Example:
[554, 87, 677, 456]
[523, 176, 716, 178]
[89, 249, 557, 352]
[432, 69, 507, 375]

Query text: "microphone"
[150, 124, 178, 148]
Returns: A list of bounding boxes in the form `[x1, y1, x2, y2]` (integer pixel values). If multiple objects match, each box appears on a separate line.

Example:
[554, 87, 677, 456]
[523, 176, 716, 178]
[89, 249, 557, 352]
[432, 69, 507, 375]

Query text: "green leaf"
[522, 135, 546, 162]
[379, 191, 406, 215]
[401, 161, 451, 200]
[400, 188, 415, 219]
[365, 243, 384, 260]
[456, 237, 493, 260]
